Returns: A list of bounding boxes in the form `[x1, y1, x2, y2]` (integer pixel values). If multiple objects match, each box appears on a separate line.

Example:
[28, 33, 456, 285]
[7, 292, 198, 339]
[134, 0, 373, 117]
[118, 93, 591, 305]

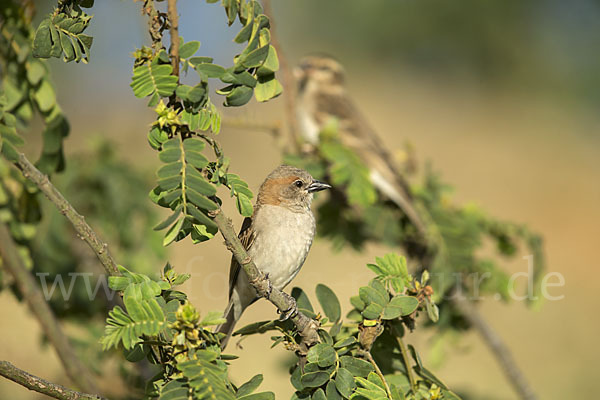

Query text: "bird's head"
[257, 165, 331, 210]
[294, 55, 345, 93]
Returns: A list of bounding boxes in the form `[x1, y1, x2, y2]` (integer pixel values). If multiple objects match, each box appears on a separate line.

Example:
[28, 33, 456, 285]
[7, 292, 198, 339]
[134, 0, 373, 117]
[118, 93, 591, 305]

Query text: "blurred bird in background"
[216, 165, 331, 349]
[294, 55, 427, 239]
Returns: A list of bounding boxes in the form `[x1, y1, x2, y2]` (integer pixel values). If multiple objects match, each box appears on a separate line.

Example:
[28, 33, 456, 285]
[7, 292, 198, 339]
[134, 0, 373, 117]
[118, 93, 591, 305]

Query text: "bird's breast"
[248, 205, 316, 290]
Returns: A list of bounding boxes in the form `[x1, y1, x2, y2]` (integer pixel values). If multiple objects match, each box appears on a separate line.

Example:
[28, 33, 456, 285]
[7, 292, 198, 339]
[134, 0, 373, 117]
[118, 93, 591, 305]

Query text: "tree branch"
[167, 0, 180, 78]
[360, 350, 393, 399]
[261, 0, 301, 152]
[210, 209, 319, 350]
[0, 361, 106, 400]
[452, 296, 538, 400]
[0, 223, 100, 394]
[395, 333, 418, 394]
[13, 153, 119, 276]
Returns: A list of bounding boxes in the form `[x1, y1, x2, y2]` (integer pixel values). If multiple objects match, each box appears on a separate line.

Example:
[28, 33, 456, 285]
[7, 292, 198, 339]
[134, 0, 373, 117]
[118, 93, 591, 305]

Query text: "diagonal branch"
[261, 0, 301, 152]
[452, 296, 538, 400]
[0, 361, 106, 400]
[0, 223, 100, 394]
[210, 209, 320, 351]
[13, 153, 119, 276]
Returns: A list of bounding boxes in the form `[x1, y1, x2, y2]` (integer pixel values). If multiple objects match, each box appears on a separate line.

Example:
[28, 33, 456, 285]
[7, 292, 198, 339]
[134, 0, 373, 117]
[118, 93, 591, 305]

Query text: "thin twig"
[261, 0, 301, 152]
[13, 153, 119, 276]
[210, 210, 320, 351]
[396, 334, 418, 394]
[361, 350, 393, 399]
[0, 223, 100, 394]
[167, 0, 180, 78]
[0, 361, 106, 400]
[452, 295, 538, 400]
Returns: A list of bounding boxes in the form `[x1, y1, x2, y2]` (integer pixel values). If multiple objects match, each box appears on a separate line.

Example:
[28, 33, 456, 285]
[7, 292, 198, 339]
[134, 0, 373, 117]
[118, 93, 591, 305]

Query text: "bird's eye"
[294, 180, 303, 188]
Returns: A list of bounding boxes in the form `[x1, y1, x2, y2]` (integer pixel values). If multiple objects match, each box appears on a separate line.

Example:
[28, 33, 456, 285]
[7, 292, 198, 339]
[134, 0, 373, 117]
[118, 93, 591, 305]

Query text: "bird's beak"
[307, 180, 331, 193]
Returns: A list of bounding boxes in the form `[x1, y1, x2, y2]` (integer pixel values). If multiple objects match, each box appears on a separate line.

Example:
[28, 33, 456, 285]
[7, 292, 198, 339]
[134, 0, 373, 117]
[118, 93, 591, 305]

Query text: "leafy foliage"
[235, 258, 449, 400]
[32, 0, 95, 64]
[131, 61, 179, 106]
[0, 1, 531, 400]
[285, 122, 545, 340]
[1, 1, 70, 174]
[151, 134, 220, 246]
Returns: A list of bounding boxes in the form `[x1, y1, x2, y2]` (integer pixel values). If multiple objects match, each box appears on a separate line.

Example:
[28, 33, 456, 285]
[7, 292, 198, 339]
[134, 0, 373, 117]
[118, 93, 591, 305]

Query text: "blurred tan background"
[1, 0, 599, 399]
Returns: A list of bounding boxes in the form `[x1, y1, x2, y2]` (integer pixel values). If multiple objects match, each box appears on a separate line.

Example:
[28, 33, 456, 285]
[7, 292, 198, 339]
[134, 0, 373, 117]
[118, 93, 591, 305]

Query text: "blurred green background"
[1, 0, 599, 399]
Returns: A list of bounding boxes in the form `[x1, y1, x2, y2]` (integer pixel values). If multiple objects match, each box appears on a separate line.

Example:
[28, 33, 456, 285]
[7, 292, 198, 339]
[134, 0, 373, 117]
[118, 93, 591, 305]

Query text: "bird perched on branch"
[294, 55, 427, 238]
[216, 165, 331, 349]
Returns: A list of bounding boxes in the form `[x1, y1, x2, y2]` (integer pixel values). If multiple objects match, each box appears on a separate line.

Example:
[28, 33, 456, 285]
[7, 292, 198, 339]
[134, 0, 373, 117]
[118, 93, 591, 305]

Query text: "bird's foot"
[278, 292, 298, 321]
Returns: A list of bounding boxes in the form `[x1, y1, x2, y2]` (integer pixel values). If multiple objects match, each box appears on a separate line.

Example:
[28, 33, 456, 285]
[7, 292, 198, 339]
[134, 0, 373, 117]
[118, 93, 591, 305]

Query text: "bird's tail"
[215, 298, 239, 350]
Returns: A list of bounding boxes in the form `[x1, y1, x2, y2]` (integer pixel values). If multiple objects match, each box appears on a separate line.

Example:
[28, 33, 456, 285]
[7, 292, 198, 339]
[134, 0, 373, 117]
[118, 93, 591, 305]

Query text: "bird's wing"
[228, 216, 257, 299]
[314, 92, 427, 237]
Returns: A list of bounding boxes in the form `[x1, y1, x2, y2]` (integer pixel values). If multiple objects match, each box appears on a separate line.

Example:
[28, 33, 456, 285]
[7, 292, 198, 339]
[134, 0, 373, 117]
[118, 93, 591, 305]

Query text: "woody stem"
[211, 209, 319, 348]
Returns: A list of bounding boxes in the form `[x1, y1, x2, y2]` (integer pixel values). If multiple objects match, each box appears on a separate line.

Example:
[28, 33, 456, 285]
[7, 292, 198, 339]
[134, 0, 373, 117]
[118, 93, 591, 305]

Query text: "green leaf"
[316, 284, 341, 322]
[254, 78, 283, 102]
[188, 205, 218, 230]
[359, 286, 388, 308]
[369, 254, 411, 293]
[241, 45, 269, 68]
[221, 70, 257, 88]
[291, 366, 304, 391]
[320, 139, 377, 208]
[32, 18, 54, 58]
[237, 393, 275, 400]
[335, 368, 356, 398]
[425, 299, 439, 323]
[186, 187, 218, 211]
[34, 80, 56, 113]
[33, 14, 93, 62]
[339, 356, 374, 377]
[234, 21, 254, 43]
[256, 46, 279, 76]
[354, 377, 387, 399]
[184, 146, 209, 169]
[311, 389, 326, 400]
[325, 380, 342, 400]
[108, 276, 130, 291]
[131, 63, 178, 98]
[307, 343, 337, 368]
[154, 208, 182, 231]
[350, 295, 366, 311]
[381, 296, 419, 319]
[236, 193, 253, 217]
[301, 371, 330, 388]
[195, 63, 227, 79]
[26, 61, 46, 85]
[362, 303, 384, 320]
[179, 40, 201, 58]
[236, 374, 263, 397]
[159, 380, 188, 400]
[334, 336, 356, 349]
[159, 147, 181, 163]
[224, 86, 253, 107]
[163, 217, 184, 246]
[100, 302, 165, 350]
[292, 287, 314, 313]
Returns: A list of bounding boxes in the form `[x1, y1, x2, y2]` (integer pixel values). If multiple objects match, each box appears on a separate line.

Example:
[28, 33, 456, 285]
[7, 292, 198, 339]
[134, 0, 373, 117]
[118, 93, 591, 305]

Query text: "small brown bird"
[216, 165, 330, 349]
[294, 55, 427, 238]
